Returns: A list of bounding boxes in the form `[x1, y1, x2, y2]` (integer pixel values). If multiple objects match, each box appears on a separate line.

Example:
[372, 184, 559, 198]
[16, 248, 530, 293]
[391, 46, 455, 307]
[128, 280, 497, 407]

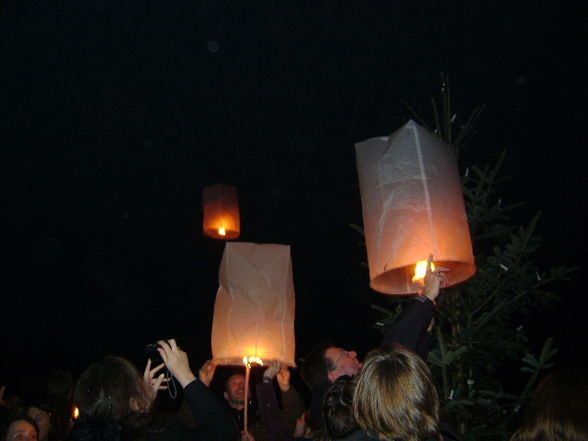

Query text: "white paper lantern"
[211, 242, 296, 366]
[355, 119, 476, 295]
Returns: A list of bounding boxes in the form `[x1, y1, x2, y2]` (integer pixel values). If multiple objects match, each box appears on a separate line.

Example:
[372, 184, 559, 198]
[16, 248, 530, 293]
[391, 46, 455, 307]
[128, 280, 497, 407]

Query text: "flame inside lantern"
[412, 260, 436, 283]
[242, 356, 264, 367]
[218, 227, 226, 236]
[72, 406, 79, 420]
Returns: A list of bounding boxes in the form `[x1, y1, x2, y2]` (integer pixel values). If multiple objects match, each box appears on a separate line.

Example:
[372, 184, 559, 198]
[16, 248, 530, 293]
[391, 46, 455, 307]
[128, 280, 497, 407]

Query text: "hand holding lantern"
[276, 364, 292, 392]
[198, 360, 217, 387]
[420, 255, 449, 302]
[263, 360, 282, 381]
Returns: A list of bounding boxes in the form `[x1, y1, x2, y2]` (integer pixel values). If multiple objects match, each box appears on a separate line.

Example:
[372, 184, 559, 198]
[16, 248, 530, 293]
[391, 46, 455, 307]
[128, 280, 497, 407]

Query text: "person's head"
[510, 367, 588, 441]
[320, 376, 358, 441]
[353, 344, 440, 441]
[25, 404, 52, 441]
[302, 341, 362, 390]
[324, 347, 362, 383]
[73, 355, 152, 422]
[223, 373, 246, 410]
[2, 416, 39, 441]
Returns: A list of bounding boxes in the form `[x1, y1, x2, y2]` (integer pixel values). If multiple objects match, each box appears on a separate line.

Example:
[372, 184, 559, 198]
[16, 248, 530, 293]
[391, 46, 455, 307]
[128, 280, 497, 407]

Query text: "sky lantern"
[211, 241, 296, 432]
[202, 184, 240, 239]
[354, 119, 476, 295]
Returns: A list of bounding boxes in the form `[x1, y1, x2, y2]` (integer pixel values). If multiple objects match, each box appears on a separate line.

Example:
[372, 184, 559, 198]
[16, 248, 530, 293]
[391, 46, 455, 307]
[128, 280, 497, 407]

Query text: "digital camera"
[144, 343, 165, 366]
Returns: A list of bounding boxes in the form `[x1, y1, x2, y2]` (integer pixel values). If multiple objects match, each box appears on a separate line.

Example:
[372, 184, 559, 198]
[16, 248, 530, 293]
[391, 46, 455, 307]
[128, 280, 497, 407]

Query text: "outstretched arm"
[382, 256, 448, 358]
[157, 339, 237, 441]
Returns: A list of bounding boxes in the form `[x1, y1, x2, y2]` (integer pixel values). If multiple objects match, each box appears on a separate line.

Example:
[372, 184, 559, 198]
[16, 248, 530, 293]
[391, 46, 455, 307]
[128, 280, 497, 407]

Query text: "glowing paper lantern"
[202, 184, 240, 239]
[211, 242, 296, 367]
[355, 119, 476, 295]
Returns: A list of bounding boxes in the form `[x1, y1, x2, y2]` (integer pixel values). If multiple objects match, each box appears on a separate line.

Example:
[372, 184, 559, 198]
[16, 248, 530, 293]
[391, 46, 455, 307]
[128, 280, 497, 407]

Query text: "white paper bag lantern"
[211, 242, 296, 366]
[355, 119, 476, 295]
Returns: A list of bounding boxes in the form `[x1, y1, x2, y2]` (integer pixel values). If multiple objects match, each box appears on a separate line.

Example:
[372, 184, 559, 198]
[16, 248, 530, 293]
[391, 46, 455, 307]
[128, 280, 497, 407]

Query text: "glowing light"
[242, 356, 264, 367]
[412, 260, 436, 282]
[218, 227, 226, 236]
[73, 406, 79, 420]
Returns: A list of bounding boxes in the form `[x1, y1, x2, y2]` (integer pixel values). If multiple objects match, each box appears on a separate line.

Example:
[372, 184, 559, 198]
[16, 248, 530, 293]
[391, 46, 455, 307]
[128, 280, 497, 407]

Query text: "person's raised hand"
[143, 357, 168, 402]
[198, 360, 217, 388]
[422, 254, 449, 302]
[263, 360, 281, 380]
[157, 339, 196, 388]
[276, 364, 291, 392]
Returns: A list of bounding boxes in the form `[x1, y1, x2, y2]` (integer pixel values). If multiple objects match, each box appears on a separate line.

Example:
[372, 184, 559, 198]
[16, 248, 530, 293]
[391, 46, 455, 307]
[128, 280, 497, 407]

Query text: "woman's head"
[2, 416, 39, 441]
[25, 404, 52, 441]
[510, 367, 588, 441]
[353, 344, 440, 441]
[73, 356, 152, 422]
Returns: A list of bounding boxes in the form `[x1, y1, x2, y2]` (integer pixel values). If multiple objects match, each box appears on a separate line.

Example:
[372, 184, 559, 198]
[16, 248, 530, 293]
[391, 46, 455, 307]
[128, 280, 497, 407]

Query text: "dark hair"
[223, 368, 245, 394]
[510, 367, 588, 441]
[320, 376, 357, 441]
[1, 415, 40, 441]
[301, 341, 335, 390]
[353, 344, 441, 441]
[73, 356, 152, 422]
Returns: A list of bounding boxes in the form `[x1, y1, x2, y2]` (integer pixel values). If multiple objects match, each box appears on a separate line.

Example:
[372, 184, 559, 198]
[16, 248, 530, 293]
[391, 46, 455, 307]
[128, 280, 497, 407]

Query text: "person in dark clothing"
[301, 258, 448, 426]
[255, 361, 312, 441]
[66, 338, 237, 441]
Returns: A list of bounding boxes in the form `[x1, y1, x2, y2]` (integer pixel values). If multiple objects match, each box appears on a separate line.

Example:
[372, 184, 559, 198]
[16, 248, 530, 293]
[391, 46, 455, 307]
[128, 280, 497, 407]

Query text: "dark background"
[1, 1, 586, 399]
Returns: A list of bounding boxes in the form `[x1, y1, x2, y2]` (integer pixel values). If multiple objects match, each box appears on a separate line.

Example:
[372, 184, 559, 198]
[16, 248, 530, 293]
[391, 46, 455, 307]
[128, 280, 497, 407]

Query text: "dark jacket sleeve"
[381, 296, 434, 359]
[255, 379, 294, 441]
[280, 385, 306, 429]
[178, 379, 239, 441]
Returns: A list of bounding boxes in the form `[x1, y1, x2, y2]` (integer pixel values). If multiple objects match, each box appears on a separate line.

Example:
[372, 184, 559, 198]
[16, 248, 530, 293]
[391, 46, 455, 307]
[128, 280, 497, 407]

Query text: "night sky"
[2, 1, 586, 396]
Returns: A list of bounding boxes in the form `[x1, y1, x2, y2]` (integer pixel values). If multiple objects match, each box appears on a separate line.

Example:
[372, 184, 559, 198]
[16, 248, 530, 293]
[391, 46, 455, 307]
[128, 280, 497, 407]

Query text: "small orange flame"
[412, 260, 435, 283]
[73, 406, 80, 420]
[242, 356, 263, 367]
[218, 227, 226, 236]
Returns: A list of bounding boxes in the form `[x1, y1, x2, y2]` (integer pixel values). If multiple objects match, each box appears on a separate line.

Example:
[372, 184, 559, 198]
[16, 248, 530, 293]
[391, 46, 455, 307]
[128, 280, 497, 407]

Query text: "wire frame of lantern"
[354, 119, 476, 295]
[202, 184, 240, 239]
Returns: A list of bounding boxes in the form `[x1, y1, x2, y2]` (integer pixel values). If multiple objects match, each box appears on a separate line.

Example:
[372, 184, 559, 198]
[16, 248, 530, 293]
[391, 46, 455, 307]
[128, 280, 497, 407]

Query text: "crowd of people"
[2, 264, 587, 441]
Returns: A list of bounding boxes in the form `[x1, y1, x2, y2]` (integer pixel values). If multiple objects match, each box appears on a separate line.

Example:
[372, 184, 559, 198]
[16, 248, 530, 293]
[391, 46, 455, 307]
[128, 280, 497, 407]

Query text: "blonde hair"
[353, 344, 441, 441]
[510, 368, 588, 441]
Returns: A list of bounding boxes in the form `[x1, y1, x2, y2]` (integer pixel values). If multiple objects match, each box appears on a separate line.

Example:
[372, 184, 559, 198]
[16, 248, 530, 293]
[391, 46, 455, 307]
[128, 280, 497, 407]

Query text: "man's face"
[325, 346, 363, 382]
[224, 374, 246, 408]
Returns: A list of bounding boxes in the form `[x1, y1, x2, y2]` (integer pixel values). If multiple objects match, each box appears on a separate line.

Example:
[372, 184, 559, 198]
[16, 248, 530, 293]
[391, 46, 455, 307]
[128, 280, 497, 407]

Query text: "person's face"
[26, 408, 51, 441]
[5, 420, 38, 441]
[325, 347, 363, 382]
[224, 374, 246, 408]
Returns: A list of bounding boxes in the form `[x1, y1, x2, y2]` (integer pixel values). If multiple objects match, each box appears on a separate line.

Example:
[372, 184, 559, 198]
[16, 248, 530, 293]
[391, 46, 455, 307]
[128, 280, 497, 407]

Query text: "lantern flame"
[242, 356, 263, 367]
[73, 406, 79, 420]
[218, 227, 226, 236]
[412, 260, 436, 283]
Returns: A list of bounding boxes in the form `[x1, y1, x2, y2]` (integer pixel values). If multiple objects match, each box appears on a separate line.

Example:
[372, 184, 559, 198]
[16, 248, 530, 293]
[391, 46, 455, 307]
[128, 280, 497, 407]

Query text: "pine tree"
[353, 73, 576, 441]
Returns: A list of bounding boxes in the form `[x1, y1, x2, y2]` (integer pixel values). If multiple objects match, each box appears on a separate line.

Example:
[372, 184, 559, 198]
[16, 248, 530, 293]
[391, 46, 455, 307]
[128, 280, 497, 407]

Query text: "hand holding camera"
[156, 339, 197, 389]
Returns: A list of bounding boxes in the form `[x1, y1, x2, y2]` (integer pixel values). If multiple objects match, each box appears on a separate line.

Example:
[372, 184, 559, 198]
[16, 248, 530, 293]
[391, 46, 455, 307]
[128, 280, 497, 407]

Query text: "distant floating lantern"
[203, 184, 240, 239]
[211, 242, 296, 367]
[354, 119, 476, 295]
